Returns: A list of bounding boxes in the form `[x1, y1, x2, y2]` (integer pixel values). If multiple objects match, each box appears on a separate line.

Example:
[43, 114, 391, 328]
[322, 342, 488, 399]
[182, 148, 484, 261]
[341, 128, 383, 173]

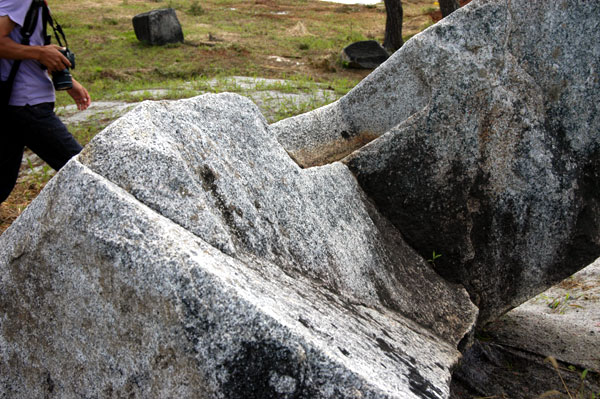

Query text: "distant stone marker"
[132, 8, 184, 45]
[341, 40, 389, 69]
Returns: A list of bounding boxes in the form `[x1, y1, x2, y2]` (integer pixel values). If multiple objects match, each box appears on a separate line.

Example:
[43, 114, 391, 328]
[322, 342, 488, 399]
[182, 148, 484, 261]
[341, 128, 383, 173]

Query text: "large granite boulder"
[272, 0, 600, 325]
[2, 0, 599, 395]
[0, 94, 477, 398]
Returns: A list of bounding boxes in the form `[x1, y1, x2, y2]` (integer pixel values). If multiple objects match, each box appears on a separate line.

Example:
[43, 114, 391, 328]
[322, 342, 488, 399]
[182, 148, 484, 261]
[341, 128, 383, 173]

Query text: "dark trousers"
[1, 102, 82, 203]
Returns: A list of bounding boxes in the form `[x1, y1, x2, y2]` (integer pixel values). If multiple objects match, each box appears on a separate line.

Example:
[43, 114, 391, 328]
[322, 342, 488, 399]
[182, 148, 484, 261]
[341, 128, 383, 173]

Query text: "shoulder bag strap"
[1, 0, 44, 106]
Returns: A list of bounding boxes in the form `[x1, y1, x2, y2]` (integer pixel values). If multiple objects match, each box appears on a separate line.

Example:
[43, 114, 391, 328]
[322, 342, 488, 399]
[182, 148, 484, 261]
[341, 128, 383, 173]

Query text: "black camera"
[52, 48, 75, 91]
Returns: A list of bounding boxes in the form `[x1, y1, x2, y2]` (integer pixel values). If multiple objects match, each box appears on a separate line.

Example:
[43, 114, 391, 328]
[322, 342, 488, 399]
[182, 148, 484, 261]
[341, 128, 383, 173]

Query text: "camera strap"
[41, 2, 69, 49]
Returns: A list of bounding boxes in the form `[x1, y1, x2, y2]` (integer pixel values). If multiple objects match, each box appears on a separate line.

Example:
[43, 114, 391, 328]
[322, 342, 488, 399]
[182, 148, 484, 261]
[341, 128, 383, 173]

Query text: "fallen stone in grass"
[341, 40, 390, 69]
[132, 8, 184, 46]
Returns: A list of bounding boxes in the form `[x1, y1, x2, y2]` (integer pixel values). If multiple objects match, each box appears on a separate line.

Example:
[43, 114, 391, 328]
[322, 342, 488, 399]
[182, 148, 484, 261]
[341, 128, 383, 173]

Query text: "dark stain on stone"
[222, 340, 307, 399]
[338, 347, 350, 357]
[408, 366, 444, 399]
[375, 335, 443, 399]
[199, 165, 217, 190]
[376, 337, 394, 353]
[341, 130, 351, 139]
[199, 165, 244, 242]
[298, 316, 311, 329]
[381, 328, 392, 339]
[557, 147, 600, 278]
[45, 371, 55, 394]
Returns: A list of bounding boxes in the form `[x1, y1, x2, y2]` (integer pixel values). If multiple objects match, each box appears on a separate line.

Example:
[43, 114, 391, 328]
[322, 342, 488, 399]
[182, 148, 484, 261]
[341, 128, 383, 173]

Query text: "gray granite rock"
[0, 94, 477, 398]
[132, 8, 184, 45]
[78, 93, 476, 346]
[0, 161, 460, 398]
[274, 0, 600, 326]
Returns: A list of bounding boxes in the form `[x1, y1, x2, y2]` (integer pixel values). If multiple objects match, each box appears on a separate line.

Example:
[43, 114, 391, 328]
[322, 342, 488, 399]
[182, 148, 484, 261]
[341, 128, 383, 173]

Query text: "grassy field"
[52, 0, 438, 109]
[1, 0, 440, 234]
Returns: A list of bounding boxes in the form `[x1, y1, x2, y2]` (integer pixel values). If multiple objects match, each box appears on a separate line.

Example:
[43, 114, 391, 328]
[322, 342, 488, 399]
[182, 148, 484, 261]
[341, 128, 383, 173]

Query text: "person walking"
[0, 0, 91, 204]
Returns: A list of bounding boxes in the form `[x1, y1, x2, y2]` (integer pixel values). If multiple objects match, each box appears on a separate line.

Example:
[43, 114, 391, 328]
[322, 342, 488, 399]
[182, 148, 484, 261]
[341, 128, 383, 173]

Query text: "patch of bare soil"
[0, 151, 54, 235]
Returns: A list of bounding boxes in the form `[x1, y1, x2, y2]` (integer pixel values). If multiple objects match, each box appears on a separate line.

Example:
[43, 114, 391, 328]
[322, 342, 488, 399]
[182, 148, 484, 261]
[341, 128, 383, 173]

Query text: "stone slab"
[341, 40, 390, 69]
[132, 8, 184, 45]
[0, 160, 459, 399]
[273, 0, 600, 326]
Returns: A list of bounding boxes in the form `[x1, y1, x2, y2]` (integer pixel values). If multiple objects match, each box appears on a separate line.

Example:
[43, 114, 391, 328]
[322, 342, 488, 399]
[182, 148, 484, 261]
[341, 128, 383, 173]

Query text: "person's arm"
[67, 78, 91, 110]
[0, 15, 70, 73]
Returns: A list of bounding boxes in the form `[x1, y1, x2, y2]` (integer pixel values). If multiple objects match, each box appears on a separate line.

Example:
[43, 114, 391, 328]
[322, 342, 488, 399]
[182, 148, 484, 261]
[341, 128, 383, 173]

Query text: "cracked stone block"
[132, 8, 184, 45]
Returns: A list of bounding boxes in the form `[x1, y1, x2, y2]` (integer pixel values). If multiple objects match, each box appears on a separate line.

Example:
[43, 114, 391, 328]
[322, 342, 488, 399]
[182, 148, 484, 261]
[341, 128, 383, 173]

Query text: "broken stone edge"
[0, 160, 461, 399]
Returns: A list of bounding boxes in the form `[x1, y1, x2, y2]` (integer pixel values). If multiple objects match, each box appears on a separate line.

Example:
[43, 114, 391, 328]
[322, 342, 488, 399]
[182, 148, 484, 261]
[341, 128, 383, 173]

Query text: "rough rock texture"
[132, 8, 184, 45]
[77, 94, 476, 346]
[341, 41, 390, 69]
[0, 94, 477, 398]
[273, 0, 600, 325]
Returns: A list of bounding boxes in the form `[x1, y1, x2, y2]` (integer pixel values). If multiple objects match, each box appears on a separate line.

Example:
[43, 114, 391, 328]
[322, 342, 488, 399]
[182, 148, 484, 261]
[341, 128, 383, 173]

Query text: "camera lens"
[52, 69, 73, 91]
[52, 49, 75, 91]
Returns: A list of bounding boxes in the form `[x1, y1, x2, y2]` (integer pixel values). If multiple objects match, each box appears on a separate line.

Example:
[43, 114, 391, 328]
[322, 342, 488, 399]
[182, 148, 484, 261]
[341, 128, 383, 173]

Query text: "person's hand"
[67, 79, 91, 111]
[37, 44, 71, 73]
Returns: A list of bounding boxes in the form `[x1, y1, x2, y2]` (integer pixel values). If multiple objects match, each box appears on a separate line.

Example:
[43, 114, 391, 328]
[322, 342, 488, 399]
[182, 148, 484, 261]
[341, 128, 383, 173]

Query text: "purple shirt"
[0, 0, 55, 106]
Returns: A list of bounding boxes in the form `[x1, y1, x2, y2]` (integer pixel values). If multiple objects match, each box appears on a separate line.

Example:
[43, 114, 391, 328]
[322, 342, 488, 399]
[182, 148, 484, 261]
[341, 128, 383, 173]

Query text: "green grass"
[544, 357, 600, 399]
[43, 0, 442, 149]
[46, 0, 444, 145]
[49, 0, 402, 109]
[1, 0, 442, 235]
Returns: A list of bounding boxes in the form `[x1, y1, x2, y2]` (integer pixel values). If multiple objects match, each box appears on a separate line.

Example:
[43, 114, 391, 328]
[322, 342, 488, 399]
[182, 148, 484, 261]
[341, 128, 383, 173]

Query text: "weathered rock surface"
[132, 8, 184, 45]
[3, 0, 599, 395]
[273, 0, 600, 325]
[0, 94, 476, 398]
[77, 94, 476, 346]
[341, 40, 390, 69]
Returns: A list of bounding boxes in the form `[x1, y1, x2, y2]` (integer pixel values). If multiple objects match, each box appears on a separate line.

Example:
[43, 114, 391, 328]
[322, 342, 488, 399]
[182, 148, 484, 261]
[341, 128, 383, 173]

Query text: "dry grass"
[0, 151, 55, 234]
